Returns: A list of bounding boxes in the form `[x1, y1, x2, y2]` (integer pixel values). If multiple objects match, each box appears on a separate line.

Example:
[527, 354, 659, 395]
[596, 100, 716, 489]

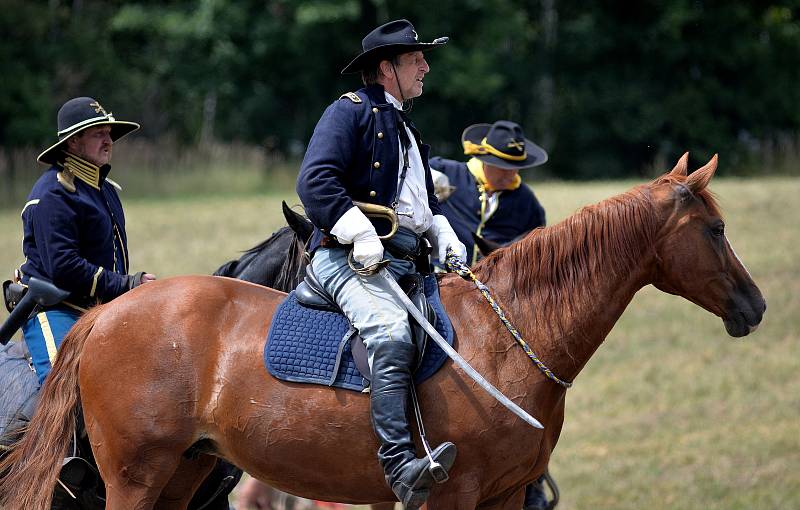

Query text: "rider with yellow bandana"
[429, 121, 552, 510]
[430, 121, 548, 266]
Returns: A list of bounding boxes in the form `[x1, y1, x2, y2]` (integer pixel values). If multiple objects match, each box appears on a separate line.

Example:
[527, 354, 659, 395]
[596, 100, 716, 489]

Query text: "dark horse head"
[213, 201, 314, 291]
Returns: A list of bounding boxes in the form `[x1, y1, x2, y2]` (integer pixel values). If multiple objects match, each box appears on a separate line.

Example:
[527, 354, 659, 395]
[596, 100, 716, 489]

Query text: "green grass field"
[0, 176, 797, 509]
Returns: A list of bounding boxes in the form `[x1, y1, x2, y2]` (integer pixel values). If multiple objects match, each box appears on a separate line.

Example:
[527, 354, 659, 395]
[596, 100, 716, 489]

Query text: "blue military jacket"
[297, 84, 442, 251]
[430, 157, 546, 263]
[19, 161, 131, 305]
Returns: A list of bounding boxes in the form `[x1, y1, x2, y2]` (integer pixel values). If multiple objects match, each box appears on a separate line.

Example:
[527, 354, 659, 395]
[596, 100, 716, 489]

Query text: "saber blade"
[378, 269, 543, 430]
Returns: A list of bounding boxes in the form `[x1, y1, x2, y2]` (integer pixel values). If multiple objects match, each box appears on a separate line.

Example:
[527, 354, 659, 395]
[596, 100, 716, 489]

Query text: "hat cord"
[390, 61, 414, 113]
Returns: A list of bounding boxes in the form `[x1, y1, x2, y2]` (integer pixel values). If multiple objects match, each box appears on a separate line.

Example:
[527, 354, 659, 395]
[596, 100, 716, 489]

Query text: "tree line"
[1, 0, 799, 180]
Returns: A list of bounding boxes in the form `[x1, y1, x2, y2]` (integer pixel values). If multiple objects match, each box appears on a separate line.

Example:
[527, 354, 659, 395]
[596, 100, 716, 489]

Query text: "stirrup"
[410, 383, 452, 484]
[427, 456, 450, 484]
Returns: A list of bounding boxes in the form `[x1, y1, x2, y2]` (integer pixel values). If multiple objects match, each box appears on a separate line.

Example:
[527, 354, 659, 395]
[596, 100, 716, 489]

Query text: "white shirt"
[484, 191, 501, 219]
[385, 92, 433, 234]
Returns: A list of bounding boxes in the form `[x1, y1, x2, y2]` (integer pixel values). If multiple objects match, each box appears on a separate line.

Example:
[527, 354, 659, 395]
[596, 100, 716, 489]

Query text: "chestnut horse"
[0, 155, 765, 509]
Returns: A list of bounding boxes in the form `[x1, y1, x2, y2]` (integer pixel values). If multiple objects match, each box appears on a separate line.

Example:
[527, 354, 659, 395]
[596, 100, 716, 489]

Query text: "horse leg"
[97, 448, 180, 510]
[423, 486, 481, 509]
[156, 454, 217, 509]
[474, 486, 526, 510]
[420, 477, 526, 509]
[91, 437, 187, 510]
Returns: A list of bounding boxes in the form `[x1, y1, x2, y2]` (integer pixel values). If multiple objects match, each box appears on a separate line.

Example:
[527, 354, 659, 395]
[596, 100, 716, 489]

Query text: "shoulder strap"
[339, 92, 362, 103]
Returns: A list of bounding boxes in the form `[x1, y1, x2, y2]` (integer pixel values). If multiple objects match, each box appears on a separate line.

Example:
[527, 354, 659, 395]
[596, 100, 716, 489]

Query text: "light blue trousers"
[21, 306, 81, 384]
[310, 229, 420, 369]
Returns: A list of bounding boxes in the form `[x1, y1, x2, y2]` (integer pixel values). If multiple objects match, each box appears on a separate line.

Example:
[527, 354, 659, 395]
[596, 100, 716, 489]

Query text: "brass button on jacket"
[373, 161, 381, 169]
[377, 131, 384, 139]
[369, 190, 377, 197]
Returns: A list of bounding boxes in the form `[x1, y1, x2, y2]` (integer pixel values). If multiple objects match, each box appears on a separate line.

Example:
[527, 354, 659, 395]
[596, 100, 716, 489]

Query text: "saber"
[378, 268, 543, 430]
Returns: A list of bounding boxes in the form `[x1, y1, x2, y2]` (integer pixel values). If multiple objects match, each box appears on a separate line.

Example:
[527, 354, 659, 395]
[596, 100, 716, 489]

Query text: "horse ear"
[282, 201, 314, 242]
[686, 154, 718, 193]
[669, 152, 689, 177]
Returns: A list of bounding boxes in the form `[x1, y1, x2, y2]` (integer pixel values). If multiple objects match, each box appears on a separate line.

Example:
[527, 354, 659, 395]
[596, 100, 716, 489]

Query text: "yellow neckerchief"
[465, 158, 521, 264]
[466, 157, 521, 192]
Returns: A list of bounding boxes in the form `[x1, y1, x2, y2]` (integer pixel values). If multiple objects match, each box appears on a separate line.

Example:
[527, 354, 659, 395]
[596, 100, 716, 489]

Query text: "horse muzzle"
[723, 294, 766, 338]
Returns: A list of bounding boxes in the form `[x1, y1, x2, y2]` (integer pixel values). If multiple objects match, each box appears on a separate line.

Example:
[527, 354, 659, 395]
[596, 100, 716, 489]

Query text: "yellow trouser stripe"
[90, 267, 104, 297]
[37, 312, 58, 364]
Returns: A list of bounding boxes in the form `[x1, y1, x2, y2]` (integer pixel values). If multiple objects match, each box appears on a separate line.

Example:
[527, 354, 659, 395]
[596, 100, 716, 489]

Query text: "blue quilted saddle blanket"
[265, 274, 453, 391]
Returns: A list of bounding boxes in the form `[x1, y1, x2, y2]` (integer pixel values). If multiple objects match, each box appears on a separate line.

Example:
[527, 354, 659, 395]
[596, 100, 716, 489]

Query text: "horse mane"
[274, 230, 307, 291]
[473, 175, 721, 337]
[474, 184, 660, 335]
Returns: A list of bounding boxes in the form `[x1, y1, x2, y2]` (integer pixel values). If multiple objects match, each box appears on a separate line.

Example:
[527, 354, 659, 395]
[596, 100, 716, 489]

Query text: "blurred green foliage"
[1, 0, 799, 180]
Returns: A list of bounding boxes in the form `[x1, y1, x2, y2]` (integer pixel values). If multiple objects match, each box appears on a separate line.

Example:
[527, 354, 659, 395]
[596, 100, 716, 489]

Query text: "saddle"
[294, 265, 435, 380]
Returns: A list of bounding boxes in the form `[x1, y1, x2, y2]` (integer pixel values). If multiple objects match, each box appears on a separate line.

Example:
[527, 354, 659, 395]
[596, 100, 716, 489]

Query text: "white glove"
[426, 215, 467, 265]
[431, 169, 455, 202]
[351, 230, 384, 267]
[330, 205, 384, 268]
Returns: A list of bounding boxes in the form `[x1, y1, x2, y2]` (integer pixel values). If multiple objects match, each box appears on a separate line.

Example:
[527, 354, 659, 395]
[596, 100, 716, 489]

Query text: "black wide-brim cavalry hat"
[461, 120, 548, 170]
[341, 19, 448, 74]
[38, 97, 140, 165]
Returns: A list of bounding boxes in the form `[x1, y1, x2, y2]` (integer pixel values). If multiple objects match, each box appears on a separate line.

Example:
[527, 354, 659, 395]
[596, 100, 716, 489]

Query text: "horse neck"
[474, 185, 660, 383]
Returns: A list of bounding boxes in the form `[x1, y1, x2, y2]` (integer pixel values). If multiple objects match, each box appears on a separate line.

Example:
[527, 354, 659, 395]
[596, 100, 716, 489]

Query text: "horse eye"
[711, 223, 725, 237]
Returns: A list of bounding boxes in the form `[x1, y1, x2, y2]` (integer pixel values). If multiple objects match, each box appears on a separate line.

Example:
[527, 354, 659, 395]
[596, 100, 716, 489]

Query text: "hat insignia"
[89, 101, 108, 116]
[411, 29, 418, 41]
[507, 139, 525, 151]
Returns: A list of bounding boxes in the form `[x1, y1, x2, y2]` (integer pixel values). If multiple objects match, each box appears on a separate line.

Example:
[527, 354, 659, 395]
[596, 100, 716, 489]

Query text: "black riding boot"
[370, 341, 457, 509]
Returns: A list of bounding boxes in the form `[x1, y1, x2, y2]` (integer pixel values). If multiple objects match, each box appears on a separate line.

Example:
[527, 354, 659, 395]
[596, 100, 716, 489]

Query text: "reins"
[444, 250, 573, 389]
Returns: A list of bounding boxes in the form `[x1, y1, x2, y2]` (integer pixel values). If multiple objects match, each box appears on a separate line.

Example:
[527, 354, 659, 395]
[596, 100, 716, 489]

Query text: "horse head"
[649, 153, 766, 337]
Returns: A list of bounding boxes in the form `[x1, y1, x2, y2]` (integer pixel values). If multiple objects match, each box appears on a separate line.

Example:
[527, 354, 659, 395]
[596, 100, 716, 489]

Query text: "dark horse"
[0, 155, 766, 509]
[213, 201, 314, 290]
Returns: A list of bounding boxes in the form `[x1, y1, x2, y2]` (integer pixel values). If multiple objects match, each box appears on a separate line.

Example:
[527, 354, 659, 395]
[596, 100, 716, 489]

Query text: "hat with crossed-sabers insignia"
[461, 120, 548, 170]
[38, 97, 140, 165]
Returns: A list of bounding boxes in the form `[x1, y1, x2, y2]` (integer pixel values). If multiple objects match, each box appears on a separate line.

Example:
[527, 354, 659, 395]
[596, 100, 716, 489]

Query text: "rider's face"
[483, 164, 519, 191]
[391, 51, 430, 100]
[68, 125, 113, 166]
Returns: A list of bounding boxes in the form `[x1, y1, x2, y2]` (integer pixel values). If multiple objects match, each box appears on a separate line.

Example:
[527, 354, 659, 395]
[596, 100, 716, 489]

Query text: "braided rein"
[444, 250, 573, 389]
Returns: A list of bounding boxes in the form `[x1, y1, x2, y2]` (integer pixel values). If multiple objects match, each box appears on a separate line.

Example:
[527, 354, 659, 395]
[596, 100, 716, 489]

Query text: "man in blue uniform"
[430, 120, 548, 266]
[431, 121, 552, 510]
[296, 19, 467, 509]
[16, 96, 155, 383]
